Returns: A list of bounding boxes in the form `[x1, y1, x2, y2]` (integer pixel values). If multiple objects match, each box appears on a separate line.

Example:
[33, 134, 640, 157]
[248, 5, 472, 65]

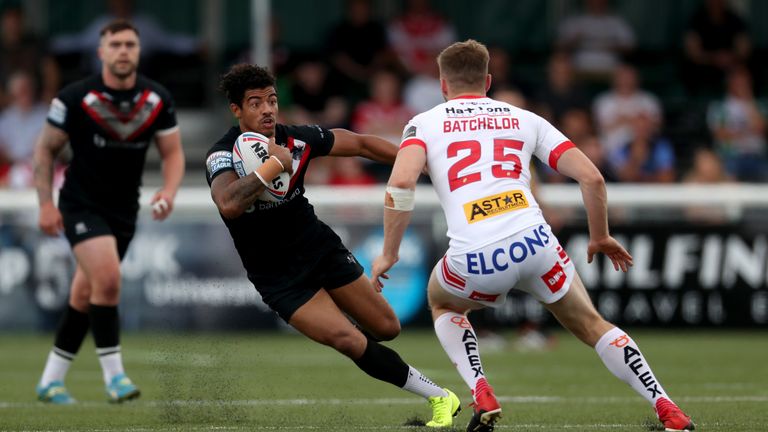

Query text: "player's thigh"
[543, 272, 612, 347]
[427, 268, 485, 319]
[289, 288, 367, 357]
[328, 274, 401, 341]
[72, 235, 122, 290]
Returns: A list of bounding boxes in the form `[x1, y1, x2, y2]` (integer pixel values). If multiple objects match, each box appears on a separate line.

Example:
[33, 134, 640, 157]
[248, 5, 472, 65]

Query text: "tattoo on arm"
[211, 172, 267, 218]
[227, 176, 265, 210]
[33, 125, 68, 205]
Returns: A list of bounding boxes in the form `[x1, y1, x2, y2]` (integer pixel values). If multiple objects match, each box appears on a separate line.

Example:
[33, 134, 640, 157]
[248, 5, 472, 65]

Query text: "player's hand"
[150, 190, 175, 221]
[268, 138, 293, 175]
[39, 201, 63, 236]
[587, 236, 633, 272]
[370, 254, 398, 292]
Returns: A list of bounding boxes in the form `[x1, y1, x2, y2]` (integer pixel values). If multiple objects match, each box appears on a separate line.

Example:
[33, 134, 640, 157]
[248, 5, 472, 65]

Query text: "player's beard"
[108, 60, 137, 80]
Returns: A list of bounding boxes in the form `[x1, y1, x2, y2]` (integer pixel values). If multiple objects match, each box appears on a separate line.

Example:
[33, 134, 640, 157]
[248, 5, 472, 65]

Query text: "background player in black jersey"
[205, 63, 460, 428]
[33, 20, 184, 404]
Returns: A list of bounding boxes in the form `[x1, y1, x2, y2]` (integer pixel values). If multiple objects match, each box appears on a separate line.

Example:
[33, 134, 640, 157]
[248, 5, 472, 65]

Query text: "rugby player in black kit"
[33, 20, 184, 404]
[205, 63, 460, 428]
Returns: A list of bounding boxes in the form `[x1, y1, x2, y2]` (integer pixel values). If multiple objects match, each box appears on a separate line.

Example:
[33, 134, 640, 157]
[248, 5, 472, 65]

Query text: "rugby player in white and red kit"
[371, 40, 694, 432]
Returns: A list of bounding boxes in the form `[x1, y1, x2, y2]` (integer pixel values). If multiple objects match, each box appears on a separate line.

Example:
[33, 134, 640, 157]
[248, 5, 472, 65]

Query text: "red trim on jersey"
[451, 95, 486, 100]
[400, 138, 427, 150]
[469, 290, 499, 302]
[287, 137, 311, 190]
[81, 89, 163, 141]
[441, 257, 466, 291]
[548, 140, 576, 171]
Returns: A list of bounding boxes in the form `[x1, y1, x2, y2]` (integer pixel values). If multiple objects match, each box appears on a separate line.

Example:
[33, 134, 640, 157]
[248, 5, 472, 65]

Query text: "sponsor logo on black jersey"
[207, 151, 233, 177]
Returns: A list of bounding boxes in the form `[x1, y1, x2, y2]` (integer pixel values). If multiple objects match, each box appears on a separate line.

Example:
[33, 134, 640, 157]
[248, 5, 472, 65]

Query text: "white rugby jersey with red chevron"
[400, 95, 575, 253]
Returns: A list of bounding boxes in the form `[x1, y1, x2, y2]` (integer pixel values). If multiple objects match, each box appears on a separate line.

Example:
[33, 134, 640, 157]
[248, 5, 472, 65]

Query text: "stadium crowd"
[0, 0, 766, 188]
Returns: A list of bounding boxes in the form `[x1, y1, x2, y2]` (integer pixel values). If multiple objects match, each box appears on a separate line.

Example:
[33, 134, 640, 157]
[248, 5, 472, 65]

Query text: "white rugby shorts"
[434, 223, 575, 306]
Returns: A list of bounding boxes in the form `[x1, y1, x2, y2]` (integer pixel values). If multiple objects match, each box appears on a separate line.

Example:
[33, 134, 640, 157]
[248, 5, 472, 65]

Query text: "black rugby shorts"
[59, 197, 137, 259]
[257, 244, 364, 322]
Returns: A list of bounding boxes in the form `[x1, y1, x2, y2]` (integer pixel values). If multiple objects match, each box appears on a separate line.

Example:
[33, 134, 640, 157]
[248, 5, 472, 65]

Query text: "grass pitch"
[0, 329, 766, 431]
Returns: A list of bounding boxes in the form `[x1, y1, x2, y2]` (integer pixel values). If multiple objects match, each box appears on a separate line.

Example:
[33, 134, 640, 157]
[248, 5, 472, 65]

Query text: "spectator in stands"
[684, 147, 733, 183]
[612, 113, 676, 183]
[51, 0, 202, 75]
[683, 147, 733, 223]
[556, 0, 635, 82]
[403, 52, 443, 114]
[593, 64, 662, 159]
[351, 69, 412, 146]
[283, 55, 349, 129]
[326, 0, 399, 98]
[351, 68, 412, 182]
[387, 0, 456, 76]
[491, 86, 528, 110]
[0, 72, 49, 188]
[707, 67, 768, 182]
[560, 109, 616, 181]
[0, 5, 60, 106]
[487, 46, 532, 98]
[683, 0, 751, 98]
[328, 157, 377, 186]
[534, 52, 589, 127]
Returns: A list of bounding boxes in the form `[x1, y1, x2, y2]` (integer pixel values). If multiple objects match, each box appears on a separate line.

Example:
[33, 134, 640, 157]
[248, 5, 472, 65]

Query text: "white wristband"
[385, 186, 415, 211]
[253, 171, 269, 187]
[270, 155, 285, 171]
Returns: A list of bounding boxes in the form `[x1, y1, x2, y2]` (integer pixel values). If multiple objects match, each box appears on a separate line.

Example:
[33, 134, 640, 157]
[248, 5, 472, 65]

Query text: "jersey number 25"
[447, 138, 523, 191]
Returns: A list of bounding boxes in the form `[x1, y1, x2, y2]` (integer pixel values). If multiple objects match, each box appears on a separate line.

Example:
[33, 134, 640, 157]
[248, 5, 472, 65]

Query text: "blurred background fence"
[2, 184, 767, 331]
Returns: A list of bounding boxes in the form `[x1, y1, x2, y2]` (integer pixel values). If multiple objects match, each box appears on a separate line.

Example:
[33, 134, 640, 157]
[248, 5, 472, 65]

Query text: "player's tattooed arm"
[33, 124, 68, 206]
[210, 171, 267, 218]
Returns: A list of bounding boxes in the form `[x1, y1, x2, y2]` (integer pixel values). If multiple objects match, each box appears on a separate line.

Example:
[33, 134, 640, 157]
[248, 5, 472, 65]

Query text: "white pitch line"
[2, 394, 767, 409]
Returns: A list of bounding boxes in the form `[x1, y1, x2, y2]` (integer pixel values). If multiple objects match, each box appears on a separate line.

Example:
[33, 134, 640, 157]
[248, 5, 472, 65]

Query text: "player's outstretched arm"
[329, 129, 398, 164]
[33, 124, 68, 236]
[556, 147, 633, 272]
[152, 129, 185, 220]
[371, 145, 426, 291]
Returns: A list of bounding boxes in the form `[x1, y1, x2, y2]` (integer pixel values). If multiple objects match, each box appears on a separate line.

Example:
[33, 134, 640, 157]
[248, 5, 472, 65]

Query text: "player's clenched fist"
[39, 201, 63, 236]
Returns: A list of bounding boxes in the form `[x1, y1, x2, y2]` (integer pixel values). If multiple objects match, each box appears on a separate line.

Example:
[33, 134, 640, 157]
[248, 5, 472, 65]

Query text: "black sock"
[353, 337, 409, 388]
[53, 305, 90, 357]
[89, 304, 120, 349]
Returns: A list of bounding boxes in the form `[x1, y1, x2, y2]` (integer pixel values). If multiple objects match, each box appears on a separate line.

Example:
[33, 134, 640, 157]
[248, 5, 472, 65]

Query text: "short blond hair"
[437, 39, 489, 91]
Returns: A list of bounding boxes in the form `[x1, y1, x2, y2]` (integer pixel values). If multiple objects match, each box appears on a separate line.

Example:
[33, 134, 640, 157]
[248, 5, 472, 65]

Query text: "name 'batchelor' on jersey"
[401, 96, 575, 252]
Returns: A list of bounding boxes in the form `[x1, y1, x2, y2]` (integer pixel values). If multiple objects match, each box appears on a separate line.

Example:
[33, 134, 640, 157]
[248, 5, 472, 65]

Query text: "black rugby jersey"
[205, 124, 342, 286]
[47, 74, 177, 212]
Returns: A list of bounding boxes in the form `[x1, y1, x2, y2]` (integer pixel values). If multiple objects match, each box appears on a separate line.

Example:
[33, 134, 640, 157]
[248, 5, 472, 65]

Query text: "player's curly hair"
[218, 64, 276, 107]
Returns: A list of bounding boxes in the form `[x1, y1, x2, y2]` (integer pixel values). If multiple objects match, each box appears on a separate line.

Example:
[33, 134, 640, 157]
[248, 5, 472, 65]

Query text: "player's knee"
[89, 271, 122, 303]
[69, 291, 90, 311]
[327, 330, 366, 357]
[371, 317, 401, 341]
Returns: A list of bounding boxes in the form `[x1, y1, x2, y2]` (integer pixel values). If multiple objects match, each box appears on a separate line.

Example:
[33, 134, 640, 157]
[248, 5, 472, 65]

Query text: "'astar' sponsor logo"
[463, 190, 528, 223]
